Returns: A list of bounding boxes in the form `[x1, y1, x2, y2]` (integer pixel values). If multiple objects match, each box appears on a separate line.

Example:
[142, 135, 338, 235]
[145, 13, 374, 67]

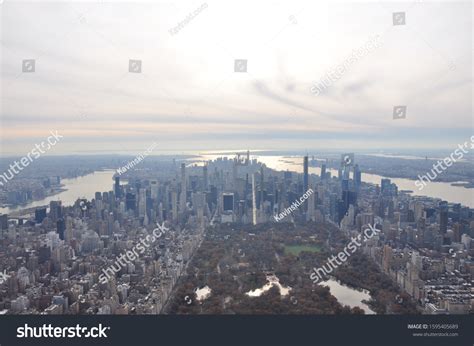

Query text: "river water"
[0, 170, 115, 214]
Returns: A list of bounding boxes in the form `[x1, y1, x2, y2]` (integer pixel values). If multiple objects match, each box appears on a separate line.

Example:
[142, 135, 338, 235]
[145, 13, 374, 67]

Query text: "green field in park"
[284, 244, 322, 256]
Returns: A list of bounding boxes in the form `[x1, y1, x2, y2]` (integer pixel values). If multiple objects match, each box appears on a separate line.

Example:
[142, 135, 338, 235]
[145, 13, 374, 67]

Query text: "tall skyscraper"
[49, 201, 61, 223]
[125, 192, 136, 211]
[232, 161, 238, 189]
[114, 176, 121, 198]
[138, 188, 146, 217]
[56, 218, 65, 240]
[203, 165, 208, 190]
[307, 185, 315, 221]
[321, 163, 326, 181]
[354, 164, 361, 190]
[303, 155, 309, 212]
[172, 190, 178, 221]
[381, 178, 391, 196]
[150, 180, 159, 199]
[439, 203, 448, 233]
[303, 155, 309, 192]
[252, 174, 257, 225]
[35, 208, 47, 224]
[180, 163, 186, 212]
[0, 214, 7, 230]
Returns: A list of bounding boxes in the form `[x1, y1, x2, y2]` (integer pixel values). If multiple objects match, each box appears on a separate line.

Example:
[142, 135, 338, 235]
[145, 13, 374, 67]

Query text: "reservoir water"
[321, 278, 375, 314]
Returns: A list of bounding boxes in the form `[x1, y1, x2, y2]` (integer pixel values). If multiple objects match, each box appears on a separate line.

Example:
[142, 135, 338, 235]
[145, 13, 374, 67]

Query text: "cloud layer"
[0, 1, 472, 155]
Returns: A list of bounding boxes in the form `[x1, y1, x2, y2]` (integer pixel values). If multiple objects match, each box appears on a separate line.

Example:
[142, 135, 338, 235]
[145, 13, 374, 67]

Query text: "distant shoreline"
[0, 185, 66, 210]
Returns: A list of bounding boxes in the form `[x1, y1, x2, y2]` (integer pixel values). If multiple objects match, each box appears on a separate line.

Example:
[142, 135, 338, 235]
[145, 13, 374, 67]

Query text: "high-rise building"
[252, 174, 257, 225]
[171, 190, 178, 221]
[203, 165, 208, 190]
[150, 180, 159, 199]
[303, 155, 309, 192]
[354, 164, 361, 190]
[222, 193, 234, 212]
[232, 161, 238, 189]
[49, 201, 61, 222]
[0, 214, 7, 230]
[125, 192, 136, 211]
[56, 218, 65, 240]
[321, 163, 326, 181]
[35, 208, 47, 224]
[115, 176, 121, 198]
[381, 179, 391, 196]
[439, 203, 448, 233]
[193, 192, 206, 225]
[138, 188, 146, 217]
[307, 185, 315, 221]
[180, 163, 186, 212]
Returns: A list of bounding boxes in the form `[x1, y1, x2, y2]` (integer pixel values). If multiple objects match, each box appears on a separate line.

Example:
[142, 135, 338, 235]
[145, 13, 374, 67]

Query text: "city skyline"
[0, 152, 472, 317]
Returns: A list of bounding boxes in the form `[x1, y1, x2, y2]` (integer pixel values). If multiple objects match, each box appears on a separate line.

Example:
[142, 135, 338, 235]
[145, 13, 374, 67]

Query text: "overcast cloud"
[0, 0, 472, 155]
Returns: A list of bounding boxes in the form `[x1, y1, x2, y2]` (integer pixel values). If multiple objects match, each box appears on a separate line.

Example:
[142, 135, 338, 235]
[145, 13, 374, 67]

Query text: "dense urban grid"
[0, 152, 472, 315]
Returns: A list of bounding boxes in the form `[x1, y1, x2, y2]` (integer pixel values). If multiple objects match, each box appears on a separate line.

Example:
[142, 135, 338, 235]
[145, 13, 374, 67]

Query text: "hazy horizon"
[1, 0, 472, 155]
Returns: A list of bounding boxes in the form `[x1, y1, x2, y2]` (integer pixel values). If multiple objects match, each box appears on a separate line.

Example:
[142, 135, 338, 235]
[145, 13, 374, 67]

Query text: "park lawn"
[284, 244, 321, 256]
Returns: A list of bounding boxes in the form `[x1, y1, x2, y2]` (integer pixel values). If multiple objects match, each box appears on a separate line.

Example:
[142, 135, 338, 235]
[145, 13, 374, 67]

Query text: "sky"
[0, 0, 472, 156]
